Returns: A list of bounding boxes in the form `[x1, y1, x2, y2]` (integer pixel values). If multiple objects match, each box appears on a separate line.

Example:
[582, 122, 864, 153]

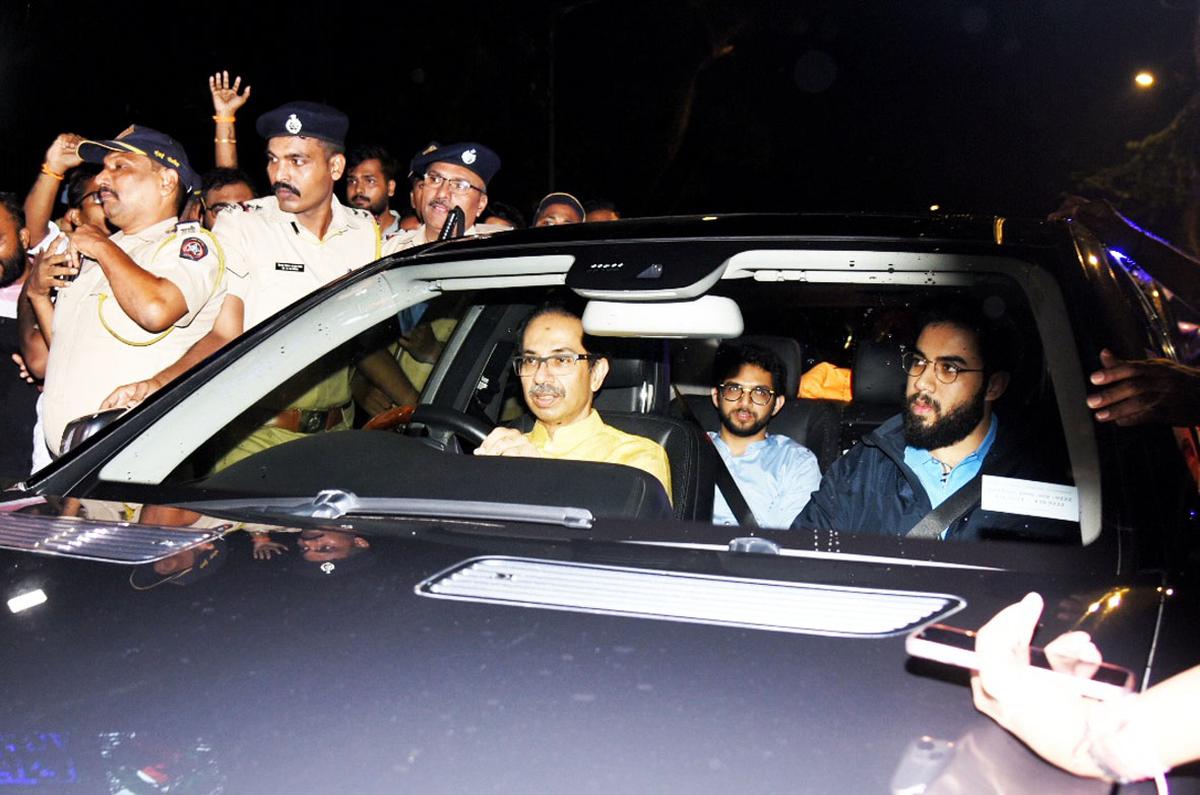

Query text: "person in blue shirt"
[709, 342, 821, 527]
[793, 300, 1076, 541]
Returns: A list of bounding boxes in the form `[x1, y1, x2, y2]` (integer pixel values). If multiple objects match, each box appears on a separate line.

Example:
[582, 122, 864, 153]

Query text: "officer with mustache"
[383, 142, 508, 251]
[100, 102, 413, 469]
[21, 126, 224, 457]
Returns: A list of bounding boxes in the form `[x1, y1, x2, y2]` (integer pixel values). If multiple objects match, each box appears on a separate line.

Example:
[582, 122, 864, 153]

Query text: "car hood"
[0, 497, 1168, 793]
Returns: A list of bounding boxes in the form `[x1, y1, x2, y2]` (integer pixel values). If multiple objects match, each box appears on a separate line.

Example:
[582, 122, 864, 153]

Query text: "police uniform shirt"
[215, 195, 381, 330]
[205, 196, 380, 473]
[382, 209, 403, 240]
[381, 222, 509, 255]
[42, 217, 225, 454]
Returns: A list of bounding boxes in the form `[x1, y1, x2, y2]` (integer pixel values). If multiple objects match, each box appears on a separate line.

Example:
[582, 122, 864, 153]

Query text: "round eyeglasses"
[718, 382, 776, 406]
[900, 351, 985, 384]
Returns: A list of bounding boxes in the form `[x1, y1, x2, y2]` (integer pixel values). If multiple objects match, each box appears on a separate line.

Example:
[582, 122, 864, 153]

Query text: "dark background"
[0, 0, 1194, 221]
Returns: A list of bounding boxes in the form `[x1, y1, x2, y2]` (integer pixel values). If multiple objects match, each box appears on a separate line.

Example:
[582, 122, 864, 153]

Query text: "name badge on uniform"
[275, 262, 305, 273]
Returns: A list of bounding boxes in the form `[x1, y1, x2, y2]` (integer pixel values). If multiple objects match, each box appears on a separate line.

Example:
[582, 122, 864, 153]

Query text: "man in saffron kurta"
[474, 307, 672, 502]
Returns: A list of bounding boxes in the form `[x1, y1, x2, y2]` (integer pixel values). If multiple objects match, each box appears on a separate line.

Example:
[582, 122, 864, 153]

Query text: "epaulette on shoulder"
[348, 207, 373, 221]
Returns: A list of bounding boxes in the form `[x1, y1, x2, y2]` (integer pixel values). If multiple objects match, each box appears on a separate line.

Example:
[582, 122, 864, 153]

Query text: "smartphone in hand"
[906, 623, 1135, 701]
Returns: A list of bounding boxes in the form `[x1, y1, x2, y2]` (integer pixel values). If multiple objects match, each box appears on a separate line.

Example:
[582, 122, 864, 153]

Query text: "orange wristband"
[212, 115, 236, 123]
[40, 163, 64, 181]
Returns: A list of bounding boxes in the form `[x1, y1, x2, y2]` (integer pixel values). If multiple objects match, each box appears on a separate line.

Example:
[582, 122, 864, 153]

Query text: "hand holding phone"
[906, 622, 1134, 701]
[52, 235, 82, 284]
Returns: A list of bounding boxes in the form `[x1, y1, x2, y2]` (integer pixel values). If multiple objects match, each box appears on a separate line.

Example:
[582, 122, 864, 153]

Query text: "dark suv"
[2, 214, 1197, 793]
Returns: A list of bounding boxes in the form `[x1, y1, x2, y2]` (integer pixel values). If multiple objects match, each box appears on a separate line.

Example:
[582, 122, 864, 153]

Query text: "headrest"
[604, 357, 656, 389]
[852, 341, 906, 404]
[595, 339, 669, 414]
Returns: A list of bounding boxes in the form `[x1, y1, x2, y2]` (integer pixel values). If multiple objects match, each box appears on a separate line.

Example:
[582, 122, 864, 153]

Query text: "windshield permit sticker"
[981, 475, 1080, 523]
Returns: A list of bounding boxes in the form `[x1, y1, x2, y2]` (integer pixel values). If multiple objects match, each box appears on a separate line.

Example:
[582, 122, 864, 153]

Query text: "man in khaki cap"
[20, 125, 224, 457]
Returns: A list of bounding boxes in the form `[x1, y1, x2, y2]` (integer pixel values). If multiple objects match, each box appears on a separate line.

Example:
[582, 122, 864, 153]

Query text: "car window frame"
[87, 246, 1100, 545]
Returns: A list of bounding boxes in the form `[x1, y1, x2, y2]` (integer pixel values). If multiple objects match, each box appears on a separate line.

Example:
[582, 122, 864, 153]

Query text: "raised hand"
[209, 70, 252, 117]
[44, 133, 84, 175]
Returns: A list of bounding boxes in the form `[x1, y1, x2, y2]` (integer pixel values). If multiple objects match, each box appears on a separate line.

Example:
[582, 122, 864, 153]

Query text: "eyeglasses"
[718, 382, 776, 406]
[512, 353, 598, 377]
[76, 191, 101, 207]
[900, 352, 985, 384]
[204, 201, 240, 216]
[423, 170, 483, 195]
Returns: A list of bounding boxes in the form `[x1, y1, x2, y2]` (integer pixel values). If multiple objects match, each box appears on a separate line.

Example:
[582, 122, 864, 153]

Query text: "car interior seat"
[592, 339, 671, 414]
[838, 339, 906, 450]
[598, 412, 716, 522]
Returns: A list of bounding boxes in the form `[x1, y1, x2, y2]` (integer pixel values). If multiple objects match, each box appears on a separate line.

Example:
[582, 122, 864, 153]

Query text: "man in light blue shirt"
[709, 343, 821, 527]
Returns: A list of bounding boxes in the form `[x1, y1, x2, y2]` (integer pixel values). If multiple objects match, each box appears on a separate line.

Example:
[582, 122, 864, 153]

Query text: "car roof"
[402, 212, 1066, 258]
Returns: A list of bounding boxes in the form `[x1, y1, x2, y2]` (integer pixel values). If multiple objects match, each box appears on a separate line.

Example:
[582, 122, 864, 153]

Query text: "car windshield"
[83, 238, 1101, 547]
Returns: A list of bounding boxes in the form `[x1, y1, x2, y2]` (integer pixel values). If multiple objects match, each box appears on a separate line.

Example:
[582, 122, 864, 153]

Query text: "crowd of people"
[1, 70, 1199, 787]
[0, 72, 625, 481]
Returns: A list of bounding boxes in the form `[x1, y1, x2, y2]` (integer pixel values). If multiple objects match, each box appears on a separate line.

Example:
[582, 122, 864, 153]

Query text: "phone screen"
[907, 623, 1135, 695]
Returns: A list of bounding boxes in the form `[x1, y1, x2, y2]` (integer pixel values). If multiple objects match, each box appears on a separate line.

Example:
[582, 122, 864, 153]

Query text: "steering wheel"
[365, 403, 494, 446]
[412, 405, 494, 445]
[363, 404, 416, 431]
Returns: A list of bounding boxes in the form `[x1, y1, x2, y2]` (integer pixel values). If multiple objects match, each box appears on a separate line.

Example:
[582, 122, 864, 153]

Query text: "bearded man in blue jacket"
[792, 300, 1077, 542]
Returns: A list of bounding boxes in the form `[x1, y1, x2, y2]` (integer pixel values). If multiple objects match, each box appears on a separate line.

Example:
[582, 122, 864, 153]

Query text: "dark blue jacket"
[791, 414, 1078, 542]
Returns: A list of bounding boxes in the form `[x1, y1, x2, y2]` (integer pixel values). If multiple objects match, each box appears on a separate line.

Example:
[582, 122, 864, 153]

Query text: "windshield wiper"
[178, 489, 595, 530]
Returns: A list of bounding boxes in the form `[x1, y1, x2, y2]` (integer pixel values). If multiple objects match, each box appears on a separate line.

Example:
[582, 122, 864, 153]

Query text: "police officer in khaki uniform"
[103, 101, 379, 413]
[383, 142, 507, 252]
[217, 101, 394, 467]
[20, 126, 224, 456]
[222, 101, 383, 327]
[102, 101, 416, 469]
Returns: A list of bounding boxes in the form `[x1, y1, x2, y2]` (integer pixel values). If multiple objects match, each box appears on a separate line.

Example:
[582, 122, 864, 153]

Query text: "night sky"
[0, 0, 1193, 221]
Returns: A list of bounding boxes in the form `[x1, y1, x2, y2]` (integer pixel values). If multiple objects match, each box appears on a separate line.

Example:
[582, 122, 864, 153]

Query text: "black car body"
[2, 214, 1198, 793]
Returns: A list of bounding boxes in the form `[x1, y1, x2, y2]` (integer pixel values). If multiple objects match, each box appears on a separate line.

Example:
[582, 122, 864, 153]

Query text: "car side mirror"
[58, 407, 129, 457]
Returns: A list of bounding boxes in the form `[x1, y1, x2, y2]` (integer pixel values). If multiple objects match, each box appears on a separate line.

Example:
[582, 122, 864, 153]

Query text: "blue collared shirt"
[903, 414, 998, 537]
[709, 433, 822, 528]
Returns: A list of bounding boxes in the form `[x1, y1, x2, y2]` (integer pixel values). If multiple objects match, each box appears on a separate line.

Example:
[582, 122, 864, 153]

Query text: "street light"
[1134, 71, 1156, 89]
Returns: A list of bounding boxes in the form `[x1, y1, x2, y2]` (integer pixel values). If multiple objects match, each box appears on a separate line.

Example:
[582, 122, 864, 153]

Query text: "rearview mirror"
[582, 296, 744, 338]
